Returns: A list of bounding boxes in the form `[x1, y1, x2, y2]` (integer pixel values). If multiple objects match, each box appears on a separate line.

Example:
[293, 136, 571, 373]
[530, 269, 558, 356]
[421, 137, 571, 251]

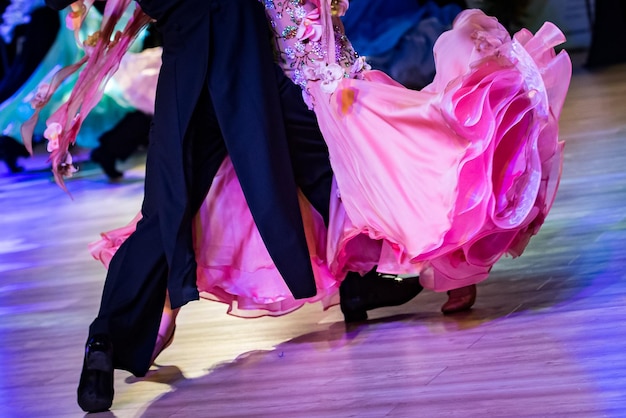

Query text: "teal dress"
[0, 6, 144, 148]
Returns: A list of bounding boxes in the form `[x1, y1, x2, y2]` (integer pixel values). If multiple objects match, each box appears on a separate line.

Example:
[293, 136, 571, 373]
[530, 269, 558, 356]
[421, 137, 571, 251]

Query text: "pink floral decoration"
[65, 1, 87, 31]
[44, 122, 62, 152]
[296, 7, 323, 42]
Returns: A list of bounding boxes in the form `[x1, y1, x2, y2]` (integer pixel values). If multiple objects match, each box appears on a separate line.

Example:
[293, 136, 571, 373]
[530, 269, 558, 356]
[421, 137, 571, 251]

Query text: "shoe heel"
[342, 307, 368, 323]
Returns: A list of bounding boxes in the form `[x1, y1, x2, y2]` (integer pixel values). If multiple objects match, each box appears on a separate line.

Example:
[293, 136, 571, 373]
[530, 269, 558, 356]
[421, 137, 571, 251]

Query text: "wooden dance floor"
[1, 61, 625, 417]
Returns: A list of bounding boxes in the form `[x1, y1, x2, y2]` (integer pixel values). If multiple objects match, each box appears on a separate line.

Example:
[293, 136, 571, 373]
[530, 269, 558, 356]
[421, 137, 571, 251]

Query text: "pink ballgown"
[89, 3, 572, 316]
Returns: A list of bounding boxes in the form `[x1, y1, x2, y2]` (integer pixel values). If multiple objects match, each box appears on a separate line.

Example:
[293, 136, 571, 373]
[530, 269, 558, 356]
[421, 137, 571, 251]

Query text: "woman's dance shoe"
[441, 284, 477, 314]
[150, 325, 176, 365]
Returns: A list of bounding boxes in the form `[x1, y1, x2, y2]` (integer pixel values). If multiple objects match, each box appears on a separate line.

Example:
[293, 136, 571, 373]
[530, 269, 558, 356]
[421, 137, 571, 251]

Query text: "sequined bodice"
[260, 0, 369, 106]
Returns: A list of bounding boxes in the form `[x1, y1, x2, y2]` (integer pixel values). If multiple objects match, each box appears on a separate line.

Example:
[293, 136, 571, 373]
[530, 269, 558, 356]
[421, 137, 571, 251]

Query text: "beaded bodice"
[260, 0, 370, 107]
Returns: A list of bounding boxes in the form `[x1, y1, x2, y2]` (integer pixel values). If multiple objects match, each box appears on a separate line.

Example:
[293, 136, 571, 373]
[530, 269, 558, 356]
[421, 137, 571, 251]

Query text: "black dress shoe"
[0, 135, 29, 173]
[90, 147, 123, 180]
[339, 270, 423, 323]
[77, 334, 114, 413]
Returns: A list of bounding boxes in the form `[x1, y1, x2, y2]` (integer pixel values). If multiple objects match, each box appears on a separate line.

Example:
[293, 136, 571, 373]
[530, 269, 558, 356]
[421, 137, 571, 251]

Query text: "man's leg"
[78, 95, 197, 411]
[78, 213, 168, 413]
[91, 111, 152, 180]
[78, 75, 231, 412]
[89, 214, 169, 375]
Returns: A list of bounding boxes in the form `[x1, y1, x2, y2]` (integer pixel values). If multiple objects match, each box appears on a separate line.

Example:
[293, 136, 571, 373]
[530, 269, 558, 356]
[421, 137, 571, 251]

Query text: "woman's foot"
[441, 284, 476, 314]
[151, 324, 176, 365]
[151, 297, 180, 364]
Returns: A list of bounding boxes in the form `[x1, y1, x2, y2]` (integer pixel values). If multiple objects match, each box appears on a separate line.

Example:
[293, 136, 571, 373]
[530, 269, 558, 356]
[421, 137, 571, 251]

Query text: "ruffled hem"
[310, 9, 571, 291]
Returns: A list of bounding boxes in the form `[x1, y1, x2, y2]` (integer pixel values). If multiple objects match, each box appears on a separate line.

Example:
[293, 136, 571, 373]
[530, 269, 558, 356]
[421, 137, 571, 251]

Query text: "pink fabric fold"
[89, 7, 572, 314]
